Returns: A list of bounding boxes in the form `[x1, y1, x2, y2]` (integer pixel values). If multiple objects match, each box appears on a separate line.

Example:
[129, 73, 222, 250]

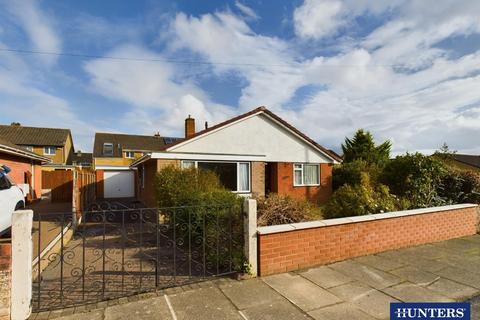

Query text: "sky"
[0, 0, 480, 155]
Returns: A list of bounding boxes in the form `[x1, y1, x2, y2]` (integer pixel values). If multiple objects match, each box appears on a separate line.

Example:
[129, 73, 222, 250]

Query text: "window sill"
[293, 184, 320, 187]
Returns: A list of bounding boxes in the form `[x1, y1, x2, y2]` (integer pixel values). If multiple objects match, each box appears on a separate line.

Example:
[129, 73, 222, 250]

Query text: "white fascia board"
[95, 165, 132, 170]
[149, 152, 266, 162]
[0, 145, 50, 163]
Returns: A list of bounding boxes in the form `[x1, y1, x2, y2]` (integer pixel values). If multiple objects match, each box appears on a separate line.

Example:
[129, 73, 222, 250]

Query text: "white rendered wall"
[170, 114, 332, 163]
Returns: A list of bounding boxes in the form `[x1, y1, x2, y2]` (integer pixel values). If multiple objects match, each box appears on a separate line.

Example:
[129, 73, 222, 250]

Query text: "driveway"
[30, 234, 480, 320]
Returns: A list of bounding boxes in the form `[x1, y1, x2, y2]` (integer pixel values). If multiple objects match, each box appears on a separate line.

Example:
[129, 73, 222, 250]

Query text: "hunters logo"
[390, 303, 470, 320]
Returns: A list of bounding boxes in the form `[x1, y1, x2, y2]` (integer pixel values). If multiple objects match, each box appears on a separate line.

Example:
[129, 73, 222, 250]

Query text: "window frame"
[180, 160, 251, 193]
[103, 143, 113, 156]
[293, 163, 320, 187]
[43, 146, 56, 156]
[24, 146, 33, 152]
[125, 151, 135, 159]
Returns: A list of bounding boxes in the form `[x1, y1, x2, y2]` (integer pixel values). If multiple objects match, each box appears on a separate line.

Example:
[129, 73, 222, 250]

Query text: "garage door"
[104, 171, 134, 198]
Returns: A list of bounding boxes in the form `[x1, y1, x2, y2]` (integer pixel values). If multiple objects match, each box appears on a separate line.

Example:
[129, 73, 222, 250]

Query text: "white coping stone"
[256, 203, 478, 235]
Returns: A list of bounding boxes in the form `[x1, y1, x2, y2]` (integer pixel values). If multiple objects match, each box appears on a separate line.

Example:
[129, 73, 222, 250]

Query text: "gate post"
[243, 199, 258, 277]
[11, 210, 33, 320]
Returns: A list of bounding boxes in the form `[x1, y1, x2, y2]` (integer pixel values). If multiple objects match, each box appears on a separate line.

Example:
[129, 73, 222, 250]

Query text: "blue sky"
[1, 0, 480, 154]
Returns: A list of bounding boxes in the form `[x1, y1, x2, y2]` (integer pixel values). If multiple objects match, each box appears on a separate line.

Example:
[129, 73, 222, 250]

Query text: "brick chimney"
[185, 115, 195, 138]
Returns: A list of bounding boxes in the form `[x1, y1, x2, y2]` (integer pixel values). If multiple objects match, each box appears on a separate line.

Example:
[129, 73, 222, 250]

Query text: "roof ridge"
[0, 124, 70, 131]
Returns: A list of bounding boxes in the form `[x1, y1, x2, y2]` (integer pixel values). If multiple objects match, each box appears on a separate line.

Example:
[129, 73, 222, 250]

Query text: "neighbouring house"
[92, 132, 181, 198]
[449, 154, 480, 171]
[0, 137, 50, 201]
[130, 107, 341, 207]
[0, 123, 75, 170]
[72, 150, 93, 168]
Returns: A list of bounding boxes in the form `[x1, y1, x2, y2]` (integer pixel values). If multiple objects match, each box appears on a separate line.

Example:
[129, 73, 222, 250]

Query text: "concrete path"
[30, 235, 480, 320]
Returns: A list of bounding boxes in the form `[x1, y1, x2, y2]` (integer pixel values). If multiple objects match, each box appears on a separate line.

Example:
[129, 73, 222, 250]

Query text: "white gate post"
[11, 210, 33, 320]
[243, 199, 258, 276]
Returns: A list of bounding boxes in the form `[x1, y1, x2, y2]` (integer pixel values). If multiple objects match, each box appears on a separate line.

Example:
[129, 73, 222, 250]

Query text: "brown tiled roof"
[452, 154, 480, 169]
[73, 152, 93, 165]
[93, 132, 181, 158]
[0, 124, 71, 147]
[0, 137, 50, 162]
[164, 106, 342, 162]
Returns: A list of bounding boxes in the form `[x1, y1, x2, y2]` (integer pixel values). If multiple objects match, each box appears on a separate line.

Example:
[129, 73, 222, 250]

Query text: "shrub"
[332, 159, 381, 190]
[154, 165, 244, 271]
[380, 153, 447, 208]
[256, 193, 322, 226]
[154, 165, 240, 207]
[439, 169, 480, 204]
[324, 173, 400, 219]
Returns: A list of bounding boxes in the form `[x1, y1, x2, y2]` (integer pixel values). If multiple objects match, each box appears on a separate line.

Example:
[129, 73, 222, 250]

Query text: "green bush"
[380, 153, 447, 208]
[324, 173, 401, 219]
[256, 193, 322, 226]
[332, 159, 381, 190]
[341, 129, 391, 165]
[439, 169, 480, 204]
[154, 166, 244, 272]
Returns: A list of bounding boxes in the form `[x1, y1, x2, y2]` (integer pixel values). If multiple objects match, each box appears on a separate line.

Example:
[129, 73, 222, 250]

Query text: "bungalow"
[130, 107, 341, 207]
[0, 137, 50, 201]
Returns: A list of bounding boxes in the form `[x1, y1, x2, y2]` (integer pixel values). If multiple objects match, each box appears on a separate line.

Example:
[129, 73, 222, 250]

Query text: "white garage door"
[104, 171, 135, 198]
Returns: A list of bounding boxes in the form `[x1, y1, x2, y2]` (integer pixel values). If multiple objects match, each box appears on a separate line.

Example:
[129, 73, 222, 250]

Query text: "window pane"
[103, 143, 113, 156]
[238, 163, 250, 191]
[198, 162, 237, 191]
[182, 161, 195, 169]
[304, 164, 319, 185]
[294, 169, 302, 185]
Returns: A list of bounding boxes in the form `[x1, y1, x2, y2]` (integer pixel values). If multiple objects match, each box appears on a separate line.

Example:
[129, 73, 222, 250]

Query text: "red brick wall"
[0, 153, 42, 200]
[271, 162, 333, 205]
[0, 243, 11, 320]
[96, 169, 104, 198]
[258, 206, 478, 276]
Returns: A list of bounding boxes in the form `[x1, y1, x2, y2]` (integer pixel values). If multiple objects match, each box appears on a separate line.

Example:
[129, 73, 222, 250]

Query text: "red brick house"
[130, 107, 341, 207]
[0, 137, 50, 201]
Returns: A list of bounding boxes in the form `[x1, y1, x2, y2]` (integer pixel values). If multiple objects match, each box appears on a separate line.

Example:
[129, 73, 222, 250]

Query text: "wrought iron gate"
[32, 203, 243, 312]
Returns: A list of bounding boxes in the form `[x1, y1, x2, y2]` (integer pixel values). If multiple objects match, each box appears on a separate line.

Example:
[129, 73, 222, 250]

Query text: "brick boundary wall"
[0, 243, 12, 320]
[257, 204, 478, 276]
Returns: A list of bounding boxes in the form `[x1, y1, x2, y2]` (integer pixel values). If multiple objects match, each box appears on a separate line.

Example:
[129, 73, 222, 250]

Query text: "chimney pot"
[185, 116, 195, 138]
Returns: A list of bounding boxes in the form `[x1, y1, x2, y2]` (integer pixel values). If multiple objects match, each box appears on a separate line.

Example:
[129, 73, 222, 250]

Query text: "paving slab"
[390, 266, 440, 286]
[435, 266, 480, 289]
[219, 278, 284, 310]
[168, 287, 243, 320]
[377, 251, 450, 273]
[52, 310, 103, 320]
[263, 273, 341, 312]
[104, 296, 172, 320]
[426, 278, 478, 300]
[354, 254, 405, 272]
[241, 298, 310, 320]
[383, 282, 453, 302]
[308, 302, 376, 320]
[329, 282, 399, 320]
[299, 266, 353, 289]
[329, 260, 402, 289]
[469, 295, 480, 320]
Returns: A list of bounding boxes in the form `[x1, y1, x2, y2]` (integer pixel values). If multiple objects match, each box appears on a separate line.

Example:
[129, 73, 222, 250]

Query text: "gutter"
[0, 144, 51, 163]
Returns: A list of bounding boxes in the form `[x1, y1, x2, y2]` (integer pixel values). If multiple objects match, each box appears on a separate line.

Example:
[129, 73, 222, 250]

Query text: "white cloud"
[3, 0, 61, 64]
[235, 1, 259, 21]
[293, 0, 345, 39]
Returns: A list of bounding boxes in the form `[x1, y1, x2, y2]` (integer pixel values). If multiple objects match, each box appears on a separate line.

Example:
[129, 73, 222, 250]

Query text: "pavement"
[30, 234, 480, 320]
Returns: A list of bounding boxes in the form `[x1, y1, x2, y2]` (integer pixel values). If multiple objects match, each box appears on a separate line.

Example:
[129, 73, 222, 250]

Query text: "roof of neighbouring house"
[0, 137, 50, 162]
[73, 151, 93, 165]
[163, 106, 342, 163]
[93, 132, 182, 158]
[452, 154, 480, 169]
[0, 124, 71, 147]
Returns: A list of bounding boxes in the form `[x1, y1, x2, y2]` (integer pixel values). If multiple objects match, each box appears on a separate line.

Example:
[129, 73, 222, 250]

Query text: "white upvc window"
[24, 146, 33, 152]
[180, 160, 251, 193]
[103, 143, 113, 156]
[44, 146, 56, 155]
[293, 163, 320, 186]
[125, 151, 135, 159]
